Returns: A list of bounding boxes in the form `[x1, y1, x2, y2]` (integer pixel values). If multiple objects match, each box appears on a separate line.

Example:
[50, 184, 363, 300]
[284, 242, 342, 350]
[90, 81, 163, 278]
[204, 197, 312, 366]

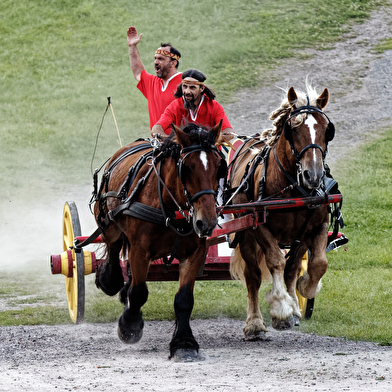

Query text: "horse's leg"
[255, 227, 296, 330]
[283, 247, 306, 325]
[238, 234, 268, 339]
[117, 248, 149, 344]
[95, 236, 125, 296]
[297, 227, 328, 299]
[169, 245, 207, 361]
[119, 261, 132, 305]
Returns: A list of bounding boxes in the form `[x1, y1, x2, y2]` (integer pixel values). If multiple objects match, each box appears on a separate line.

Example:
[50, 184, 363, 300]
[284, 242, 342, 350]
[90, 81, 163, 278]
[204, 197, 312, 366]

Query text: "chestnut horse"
[93, 122, 225, 359]
[229, 84, 337, 338]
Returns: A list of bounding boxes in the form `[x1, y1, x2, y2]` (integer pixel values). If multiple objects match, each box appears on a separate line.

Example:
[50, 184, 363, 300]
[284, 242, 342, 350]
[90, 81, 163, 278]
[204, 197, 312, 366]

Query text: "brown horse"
[229, 84, 337, 338]
[93, 122, 225, 360]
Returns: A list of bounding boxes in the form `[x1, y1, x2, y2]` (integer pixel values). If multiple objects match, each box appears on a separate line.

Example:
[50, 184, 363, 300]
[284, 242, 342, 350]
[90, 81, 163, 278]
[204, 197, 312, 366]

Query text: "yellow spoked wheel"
[296, 251, 314, 319]
[63, 201, 85, 324]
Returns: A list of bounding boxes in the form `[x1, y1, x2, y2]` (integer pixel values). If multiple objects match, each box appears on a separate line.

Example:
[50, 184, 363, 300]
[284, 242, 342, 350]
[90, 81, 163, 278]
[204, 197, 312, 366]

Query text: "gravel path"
[1, 320, 392, 392]
[2, 3, 392, 391]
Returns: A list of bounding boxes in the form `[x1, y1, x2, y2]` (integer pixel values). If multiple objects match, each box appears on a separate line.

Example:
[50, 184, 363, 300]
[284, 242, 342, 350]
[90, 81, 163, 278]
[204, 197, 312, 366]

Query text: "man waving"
[127, 26, 182, 129]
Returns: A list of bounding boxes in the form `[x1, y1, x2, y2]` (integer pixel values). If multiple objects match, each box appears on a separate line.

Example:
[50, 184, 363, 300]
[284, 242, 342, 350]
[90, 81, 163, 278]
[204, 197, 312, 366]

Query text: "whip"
[90, 97, 123, 176]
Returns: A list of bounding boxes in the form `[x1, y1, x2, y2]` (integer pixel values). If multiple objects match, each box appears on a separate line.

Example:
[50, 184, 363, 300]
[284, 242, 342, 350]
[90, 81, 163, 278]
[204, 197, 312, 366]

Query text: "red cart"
[50, 194, 347, 324]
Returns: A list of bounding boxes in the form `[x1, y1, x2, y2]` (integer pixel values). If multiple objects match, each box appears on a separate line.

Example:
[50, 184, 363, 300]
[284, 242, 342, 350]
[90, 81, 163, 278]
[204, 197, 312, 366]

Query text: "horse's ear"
[172, 123, 191, 147]
[210, 119, 222, 143]
[316, 88, 329, 109]
[287, 87, 298, 108]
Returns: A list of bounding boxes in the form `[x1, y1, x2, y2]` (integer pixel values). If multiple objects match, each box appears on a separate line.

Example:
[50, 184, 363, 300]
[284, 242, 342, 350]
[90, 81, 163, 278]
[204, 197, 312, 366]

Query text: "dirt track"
[1, 3, 392, 391]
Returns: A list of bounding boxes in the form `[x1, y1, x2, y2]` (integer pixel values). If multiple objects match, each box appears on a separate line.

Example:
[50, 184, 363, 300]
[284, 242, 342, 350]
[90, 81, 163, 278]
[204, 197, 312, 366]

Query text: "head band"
[155, 49, 180, 61]
[182, 78, 205, 86]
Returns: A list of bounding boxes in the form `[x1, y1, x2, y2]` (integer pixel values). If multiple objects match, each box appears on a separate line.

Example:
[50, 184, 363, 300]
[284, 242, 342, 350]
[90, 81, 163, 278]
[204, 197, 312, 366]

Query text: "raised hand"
[127, 26, 143, 46]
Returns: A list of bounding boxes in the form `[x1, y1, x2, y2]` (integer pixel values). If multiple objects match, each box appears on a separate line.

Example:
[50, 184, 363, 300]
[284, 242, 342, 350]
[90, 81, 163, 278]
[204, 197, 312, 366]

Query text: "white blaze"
[199, 151, 208, 170]
[305, 115, 318, 163]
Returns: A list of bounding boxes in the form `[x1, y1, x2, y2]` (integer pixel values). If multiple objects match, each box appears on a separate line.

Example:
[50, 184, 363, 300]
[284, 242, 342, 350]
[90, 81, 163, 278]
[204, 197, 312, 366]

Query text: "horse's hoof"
[117, 324, 143, 344]
[171, 349, 204, 363]
[244, 330, 268, 341]
[293, 314, 300, 326]
[272, 314, 295, 330]
[117, 314, 144, 344]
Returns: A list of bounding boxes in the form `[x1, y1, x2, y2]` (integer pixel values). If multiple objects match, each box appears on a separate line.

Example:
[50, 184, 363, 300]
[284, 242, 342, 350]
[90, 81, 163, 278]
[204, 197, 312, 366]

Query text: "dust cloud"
[0, 184, 97, 272]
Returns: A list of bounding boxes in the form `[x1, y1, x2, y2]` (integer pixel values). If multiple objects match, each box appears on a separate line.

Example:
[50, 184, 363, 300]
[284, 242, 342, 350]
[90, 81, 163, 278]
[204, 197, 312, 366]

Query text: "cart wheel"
[296, 251, 314, 320]
[63, 201, 85, 324]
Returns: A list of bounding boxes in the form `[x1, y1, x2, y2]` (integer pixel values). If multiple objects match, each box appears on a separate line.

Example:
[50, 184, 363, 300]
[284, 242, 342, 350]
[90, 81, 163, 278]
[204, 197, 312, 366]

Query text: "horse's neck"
[159, 159, 187, 206]
[266, 139, 298, 193]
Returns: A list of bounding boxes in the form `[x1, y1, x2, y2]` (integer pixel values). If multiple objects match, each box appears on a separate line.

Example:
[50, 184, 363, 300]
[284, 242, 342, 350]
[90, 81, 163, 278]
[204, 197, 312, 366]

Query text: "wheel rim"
[63, 201, 85, 323]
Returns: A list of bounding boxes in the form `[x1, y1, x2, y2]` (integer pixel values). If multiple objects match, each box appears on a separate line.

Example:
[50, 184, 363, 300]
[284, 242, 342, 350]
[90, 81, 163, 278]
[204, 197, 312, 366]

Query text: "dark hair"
[182, 69, 206, 82]
[160, 42, 181, 69]
[173, 69, 216, 100]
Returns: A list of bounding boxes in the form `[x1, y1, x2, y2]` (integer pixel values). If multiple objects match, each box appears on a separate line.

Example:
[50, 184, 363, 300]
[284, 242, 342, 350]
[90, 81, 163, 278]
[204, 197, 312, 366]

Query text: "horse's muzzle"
[194, 218, 217, 238]
[302, 168, 325, 189]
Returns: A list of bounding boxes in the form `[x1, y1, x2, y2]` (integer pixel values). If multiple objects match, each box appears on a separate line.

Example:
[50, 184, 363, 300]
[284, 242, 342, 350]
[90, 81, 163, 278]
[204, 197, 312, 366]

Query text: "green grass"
[374, 38, 392, 53]
[0, 0, 384, 193]
[301, 127, 392, 343]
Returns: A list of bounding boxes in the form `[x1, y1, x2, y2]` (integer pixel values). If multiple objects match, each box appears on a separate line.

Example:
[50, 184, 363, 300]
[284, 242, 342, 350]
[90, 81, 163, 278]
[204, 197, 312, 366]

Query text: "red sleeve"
[156, 99, 179, 134]
[136, 70, 153, 99]
[212, 101, 232, 130]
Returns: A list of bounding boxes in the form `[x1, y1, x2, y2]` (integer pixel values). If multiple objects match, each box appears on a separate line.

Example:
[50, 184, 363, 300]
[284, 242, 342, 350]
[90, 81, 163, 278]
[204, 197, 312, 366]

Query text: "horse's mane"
[158, 123, 215, 159]
[261, 82, 322, 147]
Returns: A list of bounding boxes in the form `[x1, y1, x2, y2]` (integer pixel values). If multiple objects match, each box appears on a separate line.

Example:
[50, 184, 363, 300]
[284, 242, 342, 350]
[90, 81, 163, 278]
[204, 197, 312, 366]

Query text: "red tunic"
[156, 95, 232, 135]
[137, 70, 182, 129]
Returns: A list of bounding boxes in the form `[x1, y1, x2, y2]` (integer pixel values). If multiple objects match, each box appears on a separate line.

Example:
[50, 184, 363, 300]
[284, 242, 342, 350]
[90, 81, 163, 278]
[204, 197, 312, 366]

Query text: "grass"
[301, 127, 392, 344]
[1, 0, 392, 344]
[0, 0, 384, 192]
[374, 38, 392, 53]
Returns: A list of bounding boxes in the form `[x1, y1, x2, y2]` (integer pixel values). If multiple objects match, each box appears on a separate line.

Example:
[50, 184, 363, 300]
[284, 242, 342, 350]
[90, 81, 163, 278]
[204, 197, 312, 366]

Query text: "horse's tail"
[230, 246, 246, 282]
[230, 244, 272, 284]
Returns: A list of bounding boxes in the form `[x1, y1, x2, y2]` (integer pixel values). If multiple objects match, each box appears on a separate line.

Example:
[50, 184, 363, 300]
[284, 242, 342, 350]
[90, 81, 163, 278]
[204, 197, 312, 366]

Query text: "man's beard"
[184, 95, 196, 110]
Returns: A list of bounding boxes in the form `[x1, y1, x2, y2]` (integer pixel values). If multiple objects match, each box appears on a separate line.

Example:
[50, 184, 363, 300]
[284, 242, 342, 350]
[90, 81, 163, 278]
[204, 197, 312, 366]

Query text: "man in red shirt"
[127, 26, 182, 129]
[151, 69, 234, 138]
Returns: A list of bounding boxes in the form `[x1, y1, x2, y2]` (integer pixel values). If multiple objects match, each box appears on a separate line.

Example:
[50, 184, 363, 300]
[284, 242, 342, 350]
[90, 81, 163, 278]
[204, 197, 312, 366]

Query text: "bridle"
[283, 97, 335, 162]
[176, 143, 227, 207]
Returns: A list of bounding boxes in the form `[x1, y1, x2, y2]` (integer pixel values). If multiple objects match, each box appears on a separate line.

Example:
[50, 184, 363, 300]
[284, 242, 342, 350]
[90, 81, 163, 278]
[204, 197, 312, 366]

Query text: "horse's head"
[283, 86, 335, 189]
[172, 121, 225, 238]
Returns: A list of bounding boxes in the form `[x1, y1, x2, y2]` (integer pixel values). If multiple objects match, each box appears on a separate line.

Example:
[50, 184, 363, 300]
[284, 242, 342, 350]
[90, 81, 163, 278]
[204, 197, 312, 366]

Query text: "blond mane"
[261, 82, 323, 146]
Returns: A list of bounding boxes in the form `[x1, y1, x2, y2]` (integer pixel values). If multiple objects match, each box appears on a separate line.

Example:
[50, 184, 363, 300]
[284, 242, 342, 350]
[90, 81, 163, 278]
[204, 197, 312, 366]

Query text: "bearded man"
[151, 69, 234, 138]
[127, 26, 182, 129]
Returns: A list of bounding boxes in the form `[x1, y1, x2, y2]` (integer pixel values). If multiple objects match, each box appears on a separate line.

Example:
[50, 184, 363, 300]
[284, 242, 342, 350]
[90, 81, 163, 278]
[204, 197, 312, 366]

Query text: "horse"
[92, 122, 226, 360]
[228, 83, 338, 338]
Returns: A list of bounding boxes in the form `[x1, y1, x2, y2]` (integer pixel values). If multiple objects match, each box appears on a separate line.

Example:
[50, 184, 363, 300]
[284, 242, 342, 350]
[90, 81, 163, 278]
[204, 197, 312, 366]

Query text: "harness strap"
[105, 142, 151, 173]
[273, 146, 309, 198]
[96, 166, 155, 232]
[157, 160, 194, 237]
[73, 227, 103, 251]
[117, 150, 154, 200]
[123, 201, 168, 225]
[284, 208, 315, 262]
[164, 234, 182, 267]
[256, 146, 271, 201]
